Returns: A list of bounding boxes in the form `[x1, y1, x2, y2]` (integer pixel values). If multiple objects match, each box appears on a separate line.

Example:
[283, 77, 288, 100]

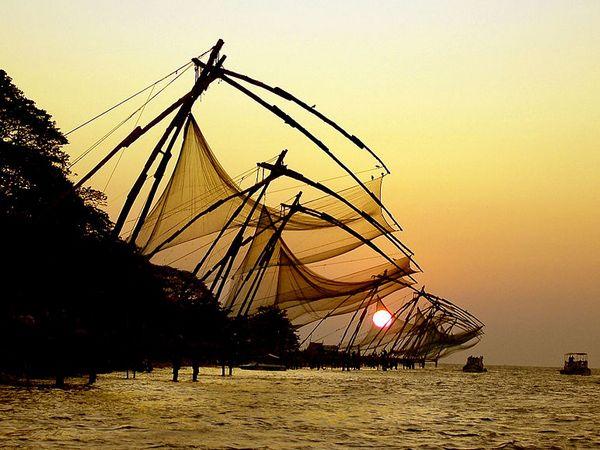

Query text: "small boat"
[239, 362, 287, 371]
[560, 353, 591, 375]
[463, 355, 487, 373]
[239, 353, 287, 371]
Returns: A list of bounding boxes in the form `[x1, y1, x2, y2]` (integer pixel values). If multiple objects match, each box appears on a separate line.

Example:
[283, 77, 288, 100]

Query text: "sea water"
[0, 365, 598, 448]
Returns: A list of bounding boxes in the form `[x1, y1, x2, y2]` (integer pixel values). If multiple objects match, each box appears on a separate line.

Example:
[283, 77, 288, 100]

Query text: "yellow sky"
[2, 0, 599, 366]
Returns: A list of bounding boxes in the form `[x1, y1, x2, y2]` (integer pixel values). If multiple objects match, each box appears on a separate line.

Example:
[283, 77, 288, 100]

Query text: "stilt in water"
[192, 359, 199, 382]
[172, 334, 183, 382]
[55, 371, 65, 388]
[172, 358, 181, 382]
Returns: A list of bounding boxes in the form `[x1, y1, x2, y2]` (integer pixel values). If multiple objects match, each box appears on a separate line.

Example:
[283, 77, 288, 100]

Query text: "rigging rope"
[267, 167, 382, 196]
[102, 83, 158, 193]
[69, 65, 194, 169]
[64, 47, 214, 137]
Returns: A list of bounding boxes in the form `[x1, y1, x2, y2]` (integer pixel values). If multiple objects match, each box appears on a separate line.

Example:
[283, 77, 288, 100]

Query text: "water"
[1, 365, 599, 448]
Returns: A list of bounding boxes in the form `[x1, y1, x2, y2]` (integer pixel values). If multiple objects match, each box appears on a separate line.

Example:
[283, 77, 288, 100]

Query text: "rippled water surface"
[1, 365, 599, 448]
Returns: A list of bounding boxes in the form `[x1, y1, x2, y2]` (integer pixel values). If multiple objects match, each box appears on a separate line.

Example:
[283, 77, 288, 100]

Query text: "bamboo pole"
[192, 60, 391, 175]
[200, 150, 288, 298]
[237, 193, 302, 317]
[213, 72, 406, 234]
[113, 40, 225, 238]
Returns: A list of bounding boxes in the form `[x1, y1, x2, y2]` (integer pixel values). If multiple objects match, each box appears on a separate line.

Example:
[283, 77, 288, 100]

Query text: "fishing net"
[134, 115, 395, 261]
[223, 206, 415, 326]
[337, 293, 484, 358]
[129, 114, 482, 359]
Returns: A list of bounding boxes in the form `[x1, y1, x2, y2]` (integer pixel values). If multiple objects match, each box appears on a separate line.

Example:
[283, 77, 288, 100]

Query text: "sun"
[373, 309, 392, 328]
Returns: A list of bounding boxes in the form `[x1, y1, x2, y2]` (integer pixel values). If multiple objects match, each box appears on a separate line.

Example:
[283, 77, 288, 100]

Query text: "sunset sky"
[2, 0, 599, 366]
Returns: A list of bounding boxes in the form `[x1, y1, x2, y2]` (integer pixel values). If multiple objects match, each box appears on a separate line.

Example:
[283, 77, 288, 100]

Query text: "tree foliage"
[231, 306, 299, 365]
[0, 70, 299, 380]
[0, 70, 223, 378]
[0, 70, 68, 170]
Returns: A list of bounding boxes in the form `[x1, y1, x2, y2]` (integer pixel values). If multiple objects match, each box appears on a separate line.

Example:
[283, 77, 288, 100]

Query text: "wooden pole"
[236, 192, 302, 317]
[212, 72, 406, 234]
[199, 150, 288, 298]
[128, 116, 185, 244]
[346, 302, 371, 353]
[190, 186, 256, 278]
[208, 197, 264, 300]
[258, 162, 417, 263]
[73, 93, 191, 190]
[299, 294, 355, 347]
[362, 295, 416, 353]
[405, 307, 437, 360]
[130, 55, 228, 244]
[112, 39, 225, 239]
[338, 288, 377, 353]
[75, 42, 222, 191]
[192, 60, 391, 174]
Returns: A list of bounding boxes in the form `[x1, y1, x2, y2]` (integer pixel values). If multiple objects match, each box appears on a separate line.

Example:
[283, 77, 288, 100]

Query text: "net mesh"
[130, 114, 483, 360]
[224, 206, 415, 327]
[134, 116, 395, 262]
[338, 294, 483, 359]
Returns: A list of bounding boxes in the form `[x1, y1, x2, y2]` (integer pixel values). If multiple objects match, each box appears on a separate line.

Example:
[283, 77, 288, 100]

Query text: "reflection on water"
[1, 366, 599, 448]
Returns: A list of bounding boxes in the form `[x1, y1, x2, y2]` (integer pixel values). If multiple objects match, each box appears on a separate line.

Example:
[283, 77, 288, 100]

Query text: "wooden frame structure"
[72, 39, 484, 359]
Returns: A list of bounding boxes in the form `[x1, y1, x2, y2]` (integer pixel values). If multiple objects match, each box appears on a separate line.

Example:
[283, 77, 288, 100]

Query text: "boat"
[239, 363, 287, 371]
[560, 353, 591, 375]
[239, 354, 287, 371]
[70, 39, 485, 362]
[463, 355, 487, 372]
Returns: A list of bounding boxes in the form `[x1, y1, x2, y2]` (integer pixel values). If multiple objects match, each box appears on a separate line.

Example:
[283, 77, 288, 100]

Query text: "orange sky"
[2, 0, 599, 366]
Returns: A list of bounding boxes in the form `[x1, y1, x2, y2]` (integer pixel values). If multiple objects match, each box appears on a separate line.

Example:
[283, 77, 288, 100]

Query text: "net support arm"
[287, 204, 416, 281]
[191, 59, 390, 174]
[210, 71, 405, 233]
[112, 39, 225, 238]
[265, 163, 418, 263]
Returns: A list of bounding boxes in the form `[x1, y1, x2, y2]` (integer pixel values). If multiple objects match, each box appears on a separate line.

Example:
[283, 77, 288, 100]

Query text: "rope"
[102, 86, 154, 192]
[69, 65, 193, 169]
[306, 253, 403, 269]
[64, 47, 214, 136]
[267, 167, 382, 195]
[102, 84, 157, 192]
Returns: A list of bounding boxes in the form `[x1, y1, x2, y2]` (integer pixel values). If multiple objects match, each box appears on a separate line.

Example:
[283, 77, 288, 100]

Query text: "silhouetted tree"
[0, 70, 164, 382]
[154, 265, 227, 365]
[243, 306, 299, 363]
[0, 69, 68, 169]
[0, 70, 242, 384]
